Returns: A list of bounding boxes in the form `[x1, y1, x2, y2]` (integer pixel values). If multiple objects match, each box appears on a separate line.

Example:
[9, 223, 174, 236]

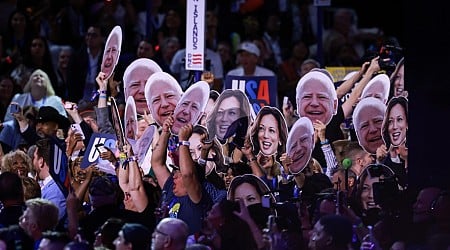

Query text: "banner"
[80, 133, 117, 173]
[48, 138, 70, 197]
[224, 75, 278, 114]
[185, 0, 205, 71]
[326, 66, 361, 82]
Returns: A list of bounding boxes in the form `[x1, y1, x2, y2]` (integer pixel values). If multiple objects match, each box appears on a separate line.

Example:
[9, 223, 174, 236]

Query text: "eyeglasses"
[155, 228, 169, 237]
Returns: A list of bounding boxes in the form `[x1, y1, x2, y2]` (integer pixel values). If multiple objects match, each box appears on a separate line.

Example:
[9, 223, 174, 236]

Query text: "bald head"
[152, 218, 189, 250]
[413, 187, 441, 223]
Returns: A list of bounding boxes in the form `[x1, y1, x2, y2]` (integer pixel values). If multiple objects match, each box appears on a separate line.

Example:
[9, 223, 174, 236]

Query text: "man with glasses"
[151, 218, 189, 250]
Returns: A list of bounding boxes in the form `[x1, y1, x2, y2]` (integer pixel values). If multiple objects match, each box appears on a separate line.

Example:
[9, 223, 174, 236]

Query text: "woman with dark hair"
[0, 75, 20, 119]
[227, 174, 276, 230]
[1, 9, 35, 73]
[242, 106, 288, 191]
[352, 163, 409, 249]
[354, 163, 397, 223]
[20, 35, 58, 88]
[206, 89, 253, 165]
[202, 199, 258, 250]
[389, 57, 406, 99]
[154, 6, 186, 48]
[379, 95, 408, 188]
[382, 96, 408, 149]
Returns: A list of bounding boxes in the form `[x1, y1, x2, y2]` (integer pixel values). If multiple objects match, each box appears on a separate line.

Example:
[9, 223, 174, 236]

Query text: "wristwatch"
[178, 141, 190, 147]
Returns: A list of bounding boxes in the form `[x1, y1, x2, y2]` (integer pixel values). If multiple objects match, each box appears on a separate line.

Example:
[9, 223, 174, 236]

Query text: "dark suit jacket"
[67, 45, 103, 103]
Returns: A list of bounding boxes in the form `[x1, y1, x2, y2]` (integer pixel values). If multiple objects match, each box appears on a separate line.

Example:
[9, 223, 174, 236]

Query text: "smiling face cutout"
[296, 71, 338, 125]
[171, 81, 209, 135]
[353, 97, 386, 154]
[286, 117, 315, 174]
[145, 72, 183, 126]
[250, 106, 288, 157]
[101, 26, 122, 80]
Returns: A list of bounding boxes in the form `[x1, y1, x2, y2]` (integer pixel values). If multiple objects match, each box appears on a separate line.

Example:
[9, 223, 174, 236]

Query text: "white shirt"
[226, 65, 276, 77]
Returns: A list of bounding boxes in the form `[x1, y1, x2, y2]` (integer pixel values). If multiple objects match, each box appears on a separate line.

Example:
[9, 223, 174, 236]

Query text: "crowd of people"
[0, 1, 448, 250]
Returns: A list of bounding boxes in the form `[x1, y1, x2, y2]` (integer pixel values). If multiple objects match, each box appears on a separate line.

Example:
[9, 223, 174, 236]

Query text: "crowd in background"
[0, 1, 448, 250]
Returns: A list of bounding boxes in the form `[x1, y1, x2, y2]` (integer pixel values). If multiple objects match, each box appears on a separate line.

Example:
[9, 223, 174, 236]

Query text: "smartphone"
[71, 123, 85, 140]
[262, 194, 271, 208]
[283, 96, 289, 105]
[10, 103, 20, 114]
[95, 143, 109, 153]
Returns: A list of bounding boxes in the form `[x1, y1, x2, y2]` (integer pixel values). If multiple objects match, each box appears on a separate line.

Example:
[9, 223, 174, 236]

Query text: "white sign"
[185, 0, 205, 71]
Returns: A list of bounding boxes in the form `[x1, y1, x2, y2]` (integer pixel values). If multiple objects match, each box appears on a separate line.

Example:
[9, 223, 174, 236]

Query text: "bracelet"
[178, 141, 190, 147]
[197, 158, 207, 166]
[99, 95, 107, 99]
[99, 90, 107, 94]
[127, 156, 138, 162]
[247, 157, 257, 164]
[320, 139, 329, 145]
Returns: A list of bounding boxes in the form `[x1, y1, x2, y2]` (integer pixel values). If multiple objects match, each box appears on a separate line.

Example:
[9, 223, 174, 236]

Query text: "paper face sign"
[171, 81, 210, 135]
[125, 96, 138, 141]
[249, 106, 288, 157]
[382, 96, 408, 148]
[353, 97, 386, 154]
[296, 71, 338, 125]
[286, 117, 315, 174]
[111, 97, 125, 152]
[123, 58, 162, 114]
[101, 26, 122, 80]
[206, 89, 253, 144]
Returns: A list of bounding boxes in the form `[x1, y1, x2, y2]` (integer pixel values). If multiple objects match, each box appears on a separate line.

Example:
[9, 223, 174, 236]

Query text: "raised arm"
[341, 57, 381, 118]
[241, 137, 264, 177]
[151, 116, 172, 189]
[313, 120, 338, 178]
[95, 72, 115, 134]
[124, 140, 148, 212]
[178, 124, 202, 203]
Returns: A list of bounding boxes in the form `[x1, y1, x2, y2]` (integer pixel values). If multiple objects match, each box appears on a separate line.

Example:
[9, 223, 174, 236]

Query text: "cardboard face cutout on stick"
[110, 97, 125, 152]
[353, 97, 386, 154]
[171, 81, 210, 135]
[101, 26, 122, 80]
[125, 96, 138, 142]
[382, 96, 408, 148]
[145, 72, 183, 126]
[361, 73, 390, 105]
[295, 70, 338, 125]
[286, 117, 315, 174]
[206, 89, 253, 147]
[250, 106, 288, 157]
[123, 58, 162, 114]
[135, 125, 156, 175]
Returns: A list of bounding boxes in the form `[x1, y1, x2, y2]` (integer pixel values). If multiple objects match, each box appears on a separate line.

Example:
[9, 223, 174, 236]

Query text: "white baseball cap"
[237, 41, 260, 57]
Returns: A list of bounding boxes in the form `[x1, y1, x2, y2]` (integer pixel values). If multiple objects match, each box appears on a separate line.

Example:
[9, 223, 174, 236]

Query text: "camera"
[372, 176, 400, 207]
[362, 43, 403, 75]
[378, 44, 403, 74]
